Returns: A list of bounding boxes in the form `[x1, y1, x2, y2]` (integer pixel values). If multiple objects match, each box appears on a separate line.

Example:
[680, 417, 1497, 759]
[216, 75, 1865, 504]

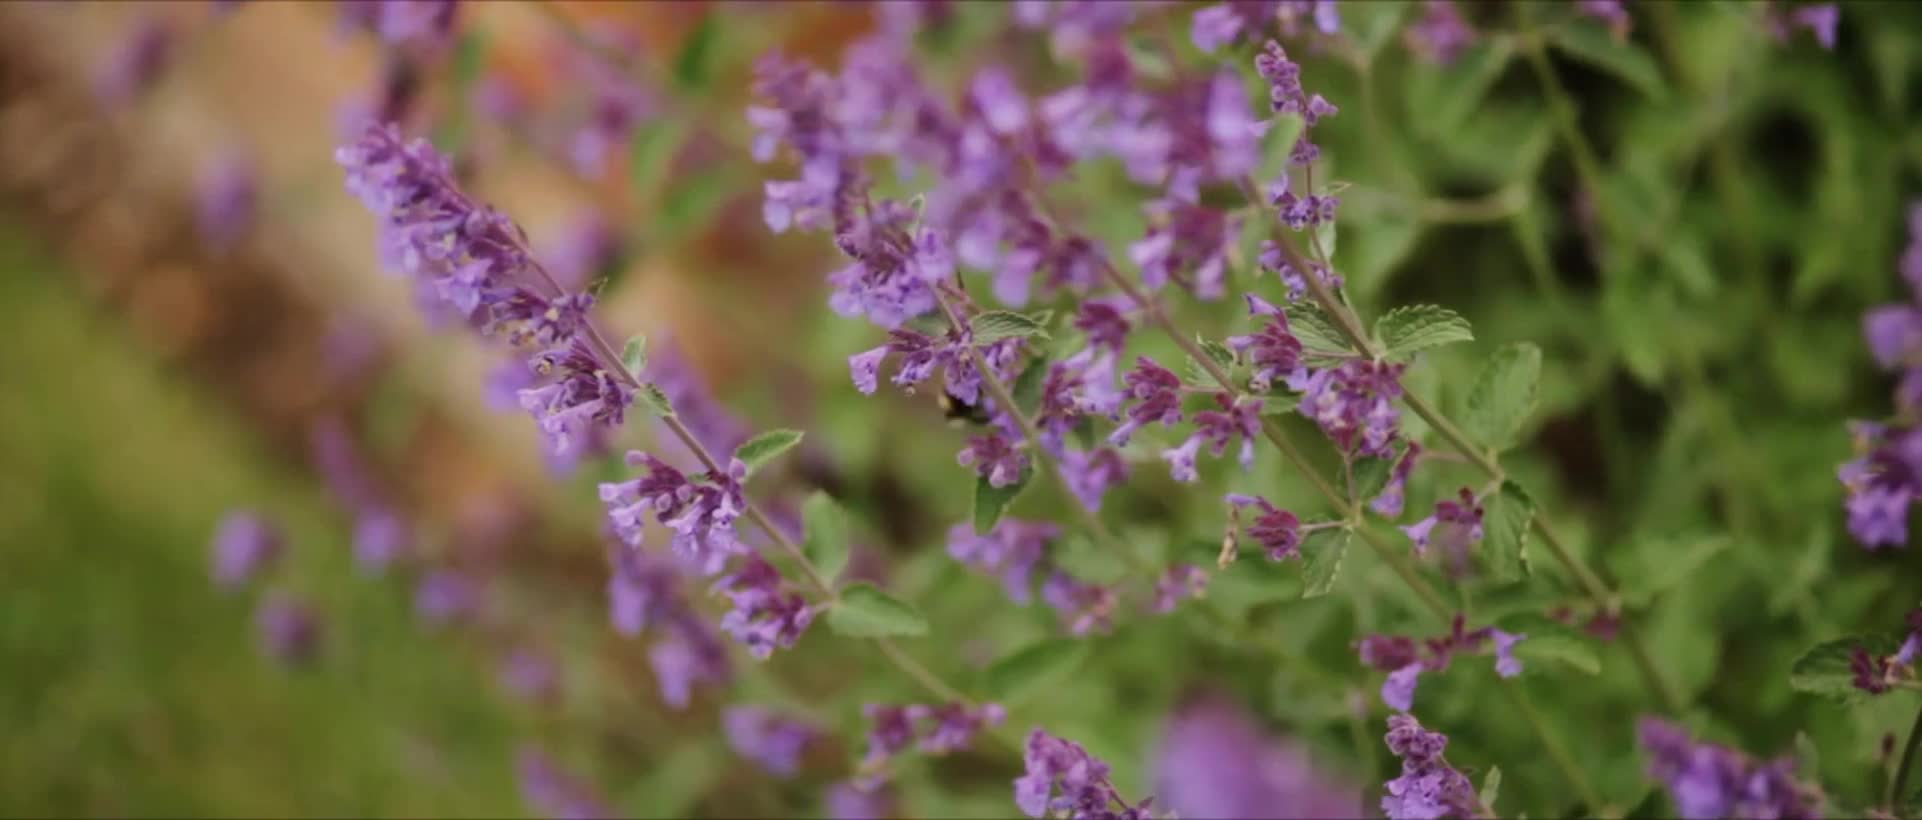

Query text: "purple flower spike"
[1382, 714, 1479, 820]
[1153, 695, 1360, 818]
[517, 746, 616, 820]
[1404, 1, 1477, 65]
[724, 706, 819, 778]
[948, 520, 1058, 605]
[1226, 494, 1304, 561]
[1110, 357, 1184, 446]
[826, 781, 898, 820]
[1043, 572, 1118, 636]
[713, 555, 816, 659]
[1060, 447, 1129, 512]
[1638, 718, 1823, 819]
[959, 431, 1030, 488]
[352, 509, 411, 574]
[921, 702, 1008, 754]
[1371, 442, 1423, 518]
[95, 16, 174, 106]
[1402, 488, 1486, 569]
[415, 569, 482, 627]
[1015, 729, 1155, 820]
[211, 510, 284, 591]
[256, 593, 322, 666]
[1152, 564, 1210, 614]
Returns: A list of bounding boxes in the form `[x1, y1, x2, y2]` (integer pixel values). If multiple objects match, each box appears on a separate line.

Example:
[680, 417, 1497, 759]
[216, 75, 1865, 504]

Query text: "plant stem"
[1890, 699, 1922, 808]
[1500, 680, 1606, 811]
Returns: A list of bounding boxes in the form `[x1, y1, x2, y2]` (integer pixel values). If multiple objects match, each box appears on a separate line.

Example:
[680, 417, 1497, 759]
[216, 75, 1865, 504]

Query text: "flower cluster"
[1402, 487, 1487, 573]
[599, 453, 748, 575]
[1850, 608, 1922, 695]
[713, 555, 819, 660]
[723, 706, 820, 778]
[1841, 203, 1922, 548]
[337, 123, 633, 460]
[516, 746, 615, 820]
[948, 521, 1123, 634]
[1191, 2, 1341, 52]
[859, 702, 1007, 787]
[256, 593, 324, 667]
[1151, 565, 1209, 614]
[1357, 615, 1527, 711]
[607, 546, 732, 708]
[1221, 494, 1339, 565]
[1404, 1, 1478, 66]
[1152, 695, 1357, 818]
[1382, 714, 1480, 820]
[1297, 357, 1408, 459]
[1254, 40, 1339, 200]
[211, 511, 284, 591]
[1637, 719, 1823, 819]
[1015, 729, 1157, 820]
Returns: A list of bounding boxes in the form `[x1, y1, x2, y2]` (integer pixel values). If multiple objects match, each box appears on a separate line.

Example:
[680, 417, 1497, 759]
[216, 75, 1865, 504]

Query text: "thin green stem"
[1889, 699, 1922, 808]
[1500, 681, 1605, 811]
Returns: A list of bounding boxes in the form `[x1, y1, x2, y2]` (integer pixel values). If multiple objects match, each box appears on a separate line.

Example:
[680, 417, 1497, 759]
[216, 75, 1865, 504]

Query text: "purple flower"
[959, 431, 1031, 488]
[1492, 629, 1526, 678]
[1381, 664, 1423, 712]
[499, 647, 560, 703]
[860, 704, 920, 774]
[1638, 718, 1823, 819]
[256, 593, 322, 666]
[1299, 358, 1406, 458]
[1259, 240, 1342, 300]
[826, 781, 897, 820]
[1227, 295, 1305, 392]
[1254, 41, 1337, 166]
[1153, 695, 1360, 819]
[211, 511, 283, 590]
[1370, 442, 1423, 518]
[1864, 305, 1922, 369]
[1839, 423, 1920, 549]
[1404, 1, 1477, 65]
[1850, 608, 1922, 695]
[1359, 616, 1524, 710]
[517, 746, 616, 820]
[1226, 494, 1303, 561]
[723, 706, 819, 777]
[538, 210, 622, 290]
[1043, 572, 1118, 636]
[1769, 2, 1839, 50]
[712, 555, 816, 660]
[1110, 357, 1184, 446]
[1152, 564, 1210, 614]
[948, 520, 1058, 604]
[196, 153, 258, 251]
[1578, 0, 1634, 38]
[415, 569, 482, 627]
[1060, 446, 1130, 512]
[1075, 298, 1135, 355]
[1015, 729, 1154, 819]
[647, 619, 731, 709]
[95, 16, 173, 106]
[598, 453, 747, 575]
[1130, 202, 1237, 299]
[1402, 487, 1486, 563]
[352, 509, 411, 574]
[607, 546, 684, 636]
[855, 701, 1002, 786]
[1382, 714, 1479, 820]
[921, 702, 1008, 753]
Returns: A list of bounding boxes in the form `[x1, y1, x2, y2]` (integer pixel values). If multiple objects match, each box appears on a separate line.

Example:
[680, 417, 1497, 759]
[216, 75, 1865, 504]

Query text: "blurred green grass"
[0, 225, 523, 817]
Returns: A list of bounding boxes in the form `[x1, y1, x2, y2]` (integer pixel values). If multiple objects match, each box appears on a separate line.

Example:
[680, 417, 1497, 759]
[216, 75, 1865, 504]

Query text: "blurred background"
[3, 0, 1921, 817]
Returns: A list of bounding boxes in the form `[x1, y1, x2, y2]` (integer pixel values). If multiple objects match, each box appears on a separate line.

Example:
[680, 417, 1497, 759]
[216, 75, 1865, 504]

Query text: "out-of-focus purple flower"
[1492, 629, 1526, 678]
[647, 618, 731, 710]
[1151, 564, 1209, 614]
[352, 508, 411, 574]
[857, 702, 1001, 787]
[607, 546, 683, 636]
[826, 781, 897, 820]
[1015, 728, 1155, 819]
[566, 31, 655, 178]
[1767, 2, 1839, 50]
[415, 569, 482, 626]
[959, 431, 1031, 488]
[649, 339, 751, 456]
[1578, 0, 1634, 39]
[256, 593, 322, 666]
[1153, 695, 1360, 819]
[211, 510, 283, 590]
[1401, 487, 1486, 566]
[948, 520, 1058, 604]
[499, 647, 560, 703]
[538, 210, 622, 291]
[1382, 714, 1479, 820]
[517, 746, 616, 820]
[1638, 718, 1823, 819]
[1166, 393, 1263, 481]
[1404, 0, 1477, 65]
[1259, 240, 1343, 301]
[1226, 494, 1304, 561]
[1042, 572, 1117, 636]
[1130, 201, 1238, 299]
[1359, 615, 1526, 711]
[196, 153, 258, 251]
[921, 702, 1008, 753]
[723, 706, 819, 778]
[860, 704, 919, 775]
[1864, 306, 1922, 370]
[95, 16, 174, 106]
[1060, 446, 1130, 512]
[1075, 297, 1135, 355]
[712, 554, 816, 659]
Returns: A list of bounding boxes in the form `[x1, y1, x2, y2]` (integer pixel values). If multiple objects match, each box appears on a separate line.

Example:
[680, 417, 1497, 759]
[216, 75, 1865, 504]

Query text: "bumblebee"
[937, 390, 992, 427]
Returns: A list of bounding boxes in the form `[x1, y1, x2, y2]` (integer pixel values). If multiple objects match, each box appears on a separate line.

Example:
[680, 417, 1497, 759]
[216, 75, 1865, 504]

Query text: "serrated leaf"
[734, 429, 805, 474]
[1479, 767, 1503, 811]
[981, 639, 1091, 705]
[801, 492, 850, 582]
[1300, 529, 1349, 598]
[1184, 337, 1237, 387]
[1376, 305, 1475, 358]
[621, 334, 648, 377]
[1462, 343, 1542, 452]
[1790, 636, 1899, 702]
[826, 583, 929, 638]
[973, 467, 1033, 535]
[1284, 302, 1351, 353]
[1512, 631, 1600, 676]
[640, 383, 676, 417]
[972, 310, 1053, 344]
[1351, 458, 1393, 503]
[1549, 23, 1668, 100]
[1482, 482, 1533, 582]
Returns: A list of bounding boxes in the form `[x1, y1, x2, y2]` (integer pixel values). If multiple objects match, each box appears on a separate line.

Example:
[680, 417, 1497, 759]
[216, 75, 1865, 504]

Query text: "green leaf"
[973, 467, 1033, 535]
[1184, 336, 1237, 387]
[1011, 356, 1050, 413]
[640, 383, 676, 418]
[673, 13, 719, 90]
[621, 334, 649, 378]
[1479, 766, 1503, 812]
[628, 118, 689, 196]
[826, 583, 929, 638]
[1300, 529, 1349, 598]
[1375, 305, 1475, 358]
[1618, 535, 1730, 608]
[1549, 23, 1669, 100]
[1351, 458, 1393, 503]
[981, 639, 1092, 705]
[972, 310, 1053, 344]
[1790, 636, 1898, 702]
[1283, 302, 1351, 354]
[1411, 40, 1515, 135]
[801, 492, 850, 582]
[1792, 732, 1819, 776]
[1262, 394, 1302, 415]
[1481, 481, 1533, 582]
[734, 429, 805, 474]
[1512, 631, 1601, 676]
[1462, 342, 1542, 452]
